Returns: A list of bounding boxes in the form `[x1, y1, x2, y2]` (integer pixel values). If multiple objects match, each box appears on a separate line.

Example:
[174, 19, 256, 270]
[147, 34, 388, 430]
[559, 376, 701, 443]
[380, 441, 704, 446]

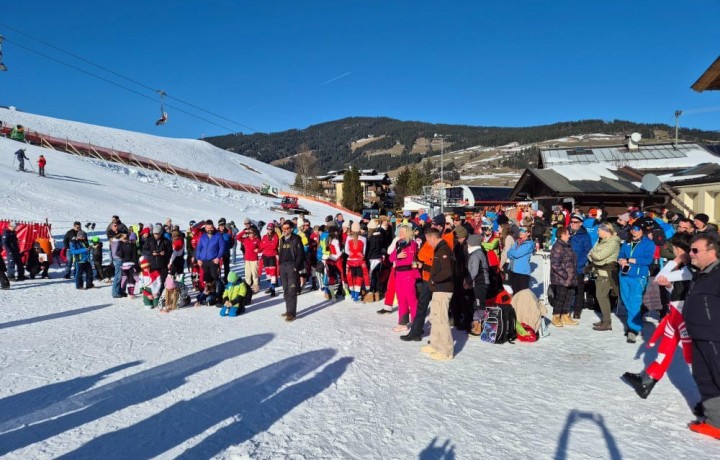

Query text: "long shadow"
[0, 361, 142, 426]
[632, 321, 700, 410]
[0, 333, 274, 455]
[8, 279, 73, 291]
[555, 410, 621, 460]
[58, 350, 353, 460]
[451, 328, 469, 356]
[296, 299, 335, 319]
[0, 303, 112, 330]
[45, 174, 101, 186]
[419, 437, 456, 459]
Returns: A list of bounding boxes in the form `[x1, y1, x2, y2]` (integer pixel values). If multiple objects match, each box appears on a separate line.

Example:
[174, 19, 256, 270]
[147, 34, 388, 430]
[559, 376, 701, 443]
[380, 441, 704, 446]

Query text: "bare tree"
[294, 152, 319, 192]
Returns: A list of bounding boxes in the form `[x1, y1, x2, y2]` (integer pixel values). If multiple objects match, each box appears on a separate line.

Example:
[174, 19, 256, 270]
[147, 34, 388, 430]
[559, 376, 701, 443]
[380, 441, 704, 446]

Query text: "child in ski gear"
[259, 222, 279, 296]
[69, 230, 94, 289]
[10, 124, 25, 142]
[138, 256, 162, 308]
[195, 280, 219, 306]
[168, 234, 185, 276]
[37, 155, 46, 176]
[90, 236, 104, 282]
[220, 271, 251, 317]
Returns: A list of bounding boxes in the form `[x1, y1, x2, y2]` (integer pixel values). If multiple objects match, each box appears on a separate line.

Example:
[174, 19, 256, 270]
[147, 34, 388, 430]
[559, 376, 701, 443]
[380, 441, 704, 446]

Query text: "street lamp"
[674, 110, 683, 148]
[434, 133, 445, 213]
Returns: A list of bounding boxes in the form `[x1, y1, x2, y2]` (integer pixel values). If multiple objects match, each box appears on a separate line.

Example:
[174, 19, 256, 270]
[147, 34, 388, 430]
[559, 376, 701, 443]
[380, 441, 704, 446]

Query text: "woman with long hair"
[389, 224, 420, 332]
[345, 222, 370, 302]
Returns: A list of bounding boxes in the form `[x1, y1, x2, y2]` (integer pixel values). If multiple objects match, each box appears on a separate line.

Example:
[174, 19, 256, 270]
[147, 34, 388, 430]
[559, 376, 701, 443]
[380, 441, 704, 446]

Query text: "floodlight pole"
[435, 133, 445, 213]
[674, 110, 683, 148]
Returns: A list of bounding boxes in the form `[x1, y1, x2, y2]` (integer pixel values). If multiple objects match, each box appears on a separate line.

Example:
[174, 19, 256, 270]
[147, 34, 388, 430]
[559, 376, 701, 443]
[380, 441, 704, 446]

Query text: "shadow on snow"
[0, 303, 112, 330]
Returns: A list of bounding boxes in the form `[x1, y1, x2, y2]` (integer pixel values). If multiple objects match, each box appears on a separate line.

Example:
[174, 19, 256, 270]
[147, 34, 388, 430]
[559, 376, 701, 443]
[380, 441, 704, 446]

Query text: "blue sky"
[1, 0, 719, 138]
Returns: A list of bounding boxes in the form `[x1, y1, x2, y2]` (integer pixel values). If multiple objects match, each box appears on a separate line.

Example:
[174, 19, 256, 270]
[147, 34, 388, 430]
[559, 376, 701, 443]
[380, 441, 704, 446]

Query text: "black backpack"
[481, 304, 517, 344]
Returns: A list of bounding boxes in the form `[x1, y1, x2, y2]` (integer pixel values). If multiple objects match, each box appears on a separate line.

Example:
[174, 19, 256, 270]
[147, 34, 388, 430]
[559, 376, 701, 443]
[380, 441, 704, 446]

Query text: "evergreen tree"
[342, 166, 363, 212]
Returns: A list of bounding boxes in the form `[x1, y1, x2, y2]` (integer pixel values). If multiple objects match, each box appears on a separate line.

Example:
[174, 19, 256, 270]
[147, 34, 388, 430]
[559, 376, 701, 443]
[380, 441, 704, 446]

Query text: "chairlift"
[155, 90, 168, 125]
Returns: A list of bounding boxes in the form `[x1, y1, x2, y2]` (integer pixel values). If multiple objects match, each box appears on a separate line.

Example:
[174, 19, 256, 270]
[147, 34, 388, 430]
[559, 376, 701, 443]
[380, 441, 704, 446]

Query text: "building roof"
[692, 56, 720, 92]
[330, 174, 390, 183]
[540, 143, 719, 170]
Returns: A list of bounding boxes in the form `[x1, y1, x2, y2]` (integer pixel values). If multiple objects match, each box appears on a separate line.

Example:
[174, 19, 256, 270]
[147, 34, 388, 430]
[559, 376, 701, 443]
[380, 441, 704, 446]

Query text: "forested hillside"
[205, 117, 720, 173]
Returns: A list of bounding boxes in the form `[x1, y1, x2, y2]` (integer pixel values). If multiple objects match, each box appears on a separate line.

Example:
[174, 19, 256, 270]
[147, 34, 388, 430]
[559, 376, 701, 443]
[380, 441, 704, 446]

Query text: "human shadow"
[45, 174, 101, 186]
[554, 410, 621, 460]
[451, 328, 469, 356]
[631, 321, 700, 410]
[419, 437, 456, 460]
[0, 303, 112, 330]
[0, 333, 274, 455]
[0, 361, 142, 426]
[8, 278, 69, 290]
[58, 350, 353, 460]
[296, 299, 335, 319]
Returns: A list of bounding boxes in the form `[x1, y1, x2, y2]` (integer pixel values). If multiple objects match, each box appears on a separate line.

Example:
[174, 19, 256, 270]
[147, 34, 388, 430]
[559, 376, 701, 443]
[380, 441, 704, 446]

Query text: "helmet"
[189, 220, 197, 227]
[91, 236, 100, 244]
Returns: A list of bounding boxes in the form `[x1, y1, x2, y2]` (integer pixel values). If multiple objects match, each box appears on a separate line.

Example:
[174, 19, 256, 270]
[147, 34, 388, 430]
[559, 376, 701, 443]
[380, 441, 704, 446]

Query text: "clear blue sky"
[1, 0, 719, 139]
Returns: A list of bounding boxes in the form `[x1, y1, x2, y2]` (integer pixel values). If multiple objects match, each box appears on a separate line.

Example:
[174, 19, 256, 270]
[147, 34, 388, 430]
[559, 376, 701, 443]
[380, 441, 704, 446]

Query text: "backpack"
[480, 304, 517, 344]
[515, 321, 538, 342]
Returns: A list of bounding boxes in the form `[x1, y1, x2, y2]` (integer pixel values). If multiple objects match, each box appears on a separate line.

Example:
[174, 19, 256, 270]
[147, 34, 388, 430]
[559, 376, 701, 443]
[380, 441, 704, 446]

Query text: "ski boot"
[621, 372, 657, 399]
[220, 305, 228, 316]
[269, 286, 276, 297]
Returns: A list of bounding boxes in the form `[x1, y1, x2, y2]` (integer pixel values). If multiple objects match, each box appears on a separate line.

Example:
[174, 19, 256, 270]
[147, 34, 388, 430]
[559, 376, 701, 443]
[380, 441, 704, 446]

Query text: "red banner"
[1, 220, 53, 263]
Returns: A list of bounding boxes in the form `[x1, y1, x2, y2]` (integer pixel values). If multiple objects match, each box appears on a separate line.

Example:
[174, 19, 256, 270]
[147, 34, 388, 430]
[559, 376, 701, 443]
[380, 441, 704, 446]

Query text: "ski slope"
[0, 112, 717, 458]
[0, 107, 295, 190]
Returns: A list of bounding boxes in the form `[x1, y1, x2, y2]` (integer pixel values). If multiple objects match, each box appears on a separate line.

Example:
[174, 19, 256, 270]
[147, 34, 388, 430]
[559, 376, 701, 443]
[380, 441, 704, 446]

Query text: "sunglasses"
[690, 247, 710, 254]
[570, 220, 582, 224]
[282, 226, 291, 231]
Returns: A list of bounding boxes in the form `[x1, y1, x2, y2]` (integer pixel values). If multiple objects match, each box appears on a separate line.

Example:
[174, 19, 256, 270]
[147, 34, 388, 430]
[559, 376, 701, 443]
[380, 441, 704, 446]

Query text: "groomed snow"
[0, 107, 296, 190]
[0, 114, 717, 458]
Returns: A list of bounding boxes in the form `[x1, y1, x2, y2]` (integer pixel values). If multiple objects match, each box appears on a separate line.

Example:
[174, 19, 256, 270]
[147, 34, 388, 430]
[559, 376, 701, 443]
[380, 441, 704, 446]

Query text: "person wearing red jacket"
[344, 222, 369, 303]
[37, 155, 47, 177]
[259, 223, 279, 297]
[241, 228, 261, 293]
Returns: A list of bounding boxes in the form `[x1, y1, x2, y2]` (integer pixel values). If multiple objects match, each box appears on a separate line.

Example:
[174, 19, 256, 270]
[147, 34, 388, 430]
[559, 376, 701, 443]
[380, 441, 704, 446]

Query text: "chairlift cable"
[0, 23, 256, 132]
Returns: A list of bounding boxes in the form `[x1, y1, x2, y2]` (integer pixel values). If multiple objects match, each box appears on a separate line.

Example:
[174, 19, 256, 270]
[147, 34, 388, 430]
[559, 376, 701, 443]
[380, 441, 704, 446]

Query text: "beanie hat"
[695, 213, 710, 225]
[453, 225, 468, 239]
[139, 256, 150, 269]
[173, 239, 183, 251]
[351, 222, 361, 233]
[91, 236, 100, 244]
[165, 275, 176, 290]
[218, 218, 227, 226]
[617, 212, 630, 223]
[205, 219, 214, 226]
[419, 213, 429, 222]
[141, 227, 151, 237]
[228, 271, 239, 284]
[467, 234, 483, 247]
[368, 219, 379, 230]
[77, 230, 87, 239]
[342, 220, 350, 228]
[432, 214, 446, 226]
[153, 224, 163, 234]
[325, 215, 334, 223]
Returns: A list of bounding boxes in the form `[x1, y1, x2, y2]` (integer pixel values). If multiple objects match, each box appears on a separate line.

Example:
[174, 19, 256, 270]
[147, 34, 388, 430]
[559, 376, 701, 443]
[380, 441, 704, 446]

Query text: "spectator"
[569, 213, 592, 318]
[507, 227, 534, 294]
[550, 227, 578, 327]
[14, 148, 29, 172]
[617, 223, 656, 343]
[587, 223, 621, 331]
[2, 222, 26, 281]
[63, 221, 82, 279]
[26, 242, 50, 279]
[278, 221, 305, 322]
[421, 228, 455, 361]
[10, 124, 25, 142]
[194, 219, 225, 289]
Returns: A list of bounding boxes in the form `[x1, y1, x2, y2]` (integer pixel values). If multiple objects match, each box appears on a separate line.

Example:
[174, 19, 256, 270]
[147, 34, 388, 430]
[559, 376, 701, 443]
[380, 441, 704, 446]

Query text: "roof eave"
[692, 56, 720, 92]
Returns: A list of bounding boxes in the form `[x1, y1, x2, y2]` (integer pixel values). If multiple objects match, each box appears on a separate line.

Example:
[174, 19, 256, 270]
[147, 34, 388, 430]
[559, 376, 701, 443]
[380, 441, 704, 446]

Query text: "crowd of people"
[2, 203, 720, 439]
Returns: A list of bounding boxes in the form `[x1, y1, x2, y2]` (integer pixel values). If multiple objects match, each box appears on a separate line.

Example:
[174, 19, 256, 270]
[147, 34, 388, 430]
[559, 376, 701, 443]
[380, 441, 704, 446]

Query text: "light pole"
[674, 110, 683, 148]
[434, 133, 445, 213]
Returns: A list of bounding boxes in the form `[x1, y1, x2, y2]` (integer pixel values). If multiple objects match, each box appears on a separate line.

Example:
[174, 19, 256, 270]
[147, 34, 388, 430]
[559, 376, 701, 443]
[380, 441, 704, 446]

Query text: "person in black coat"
[2, 222, 26, 281]
[26, 242, 50, 279]
[277, 221, 305, 322]
[62, 221, 81, 278]
[142, 225, 172, 296]
[0, 251, 10, 289]
[684, 234, 720, 438]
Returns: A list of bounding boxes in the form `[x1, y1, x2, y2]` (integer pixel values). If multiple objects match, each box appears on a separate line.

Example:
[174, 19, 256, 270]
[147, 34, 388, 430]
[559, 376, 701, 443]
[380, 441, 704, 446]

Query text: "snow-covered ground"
[0, 113, 717, 458]
[0, 107, 295, 190]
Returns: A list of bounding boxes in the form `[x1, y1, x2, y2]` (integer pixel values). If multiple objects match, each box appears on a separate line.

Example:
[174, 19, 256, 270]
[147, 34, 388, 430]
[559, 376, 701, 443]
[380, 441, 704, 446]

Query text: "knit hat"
[91, 236, 100, 243]
[588, 208, 598, 217]
[77, 230, 87, 239]
[695, 213, 710, 225]
[141, 227, 151, 237]
[351, 222, 361, 233]
[218, 218, 227, 226]
[173, 239, 183, 251]
[139, 256, 150, 269]
[205, 219, 214, 226]
[419, 213, 429, 222]
[153, 224, 163, 234]
[165, 275, 176, 290]
[368, 219, 379, 230]
[228, 271, 239, 284]
[342, 220, 350, 229]
[617, 212, 630, 223]
[570, 214, 583, 223]
[432, 214, 446, 226]
[325, 215, 334, 223]
[467, 234, 483, 247]
[453, 225, 468, 239]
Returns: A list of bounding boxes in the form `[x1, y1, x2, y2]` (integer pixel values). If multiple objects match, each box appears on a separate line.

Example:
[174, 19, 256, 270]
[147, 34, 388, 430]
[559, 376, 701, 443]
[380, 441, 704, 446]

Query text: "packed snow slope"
[0, 107, 295, 190]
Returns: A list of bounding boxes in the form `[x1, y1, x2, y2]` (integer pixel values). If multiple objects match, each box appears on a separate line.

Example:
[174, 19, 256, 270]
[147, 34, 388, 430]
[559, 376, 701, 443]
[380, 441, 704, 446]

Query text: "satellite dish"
[641, 173, 662, 193]
[630, 132, 642, 143]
